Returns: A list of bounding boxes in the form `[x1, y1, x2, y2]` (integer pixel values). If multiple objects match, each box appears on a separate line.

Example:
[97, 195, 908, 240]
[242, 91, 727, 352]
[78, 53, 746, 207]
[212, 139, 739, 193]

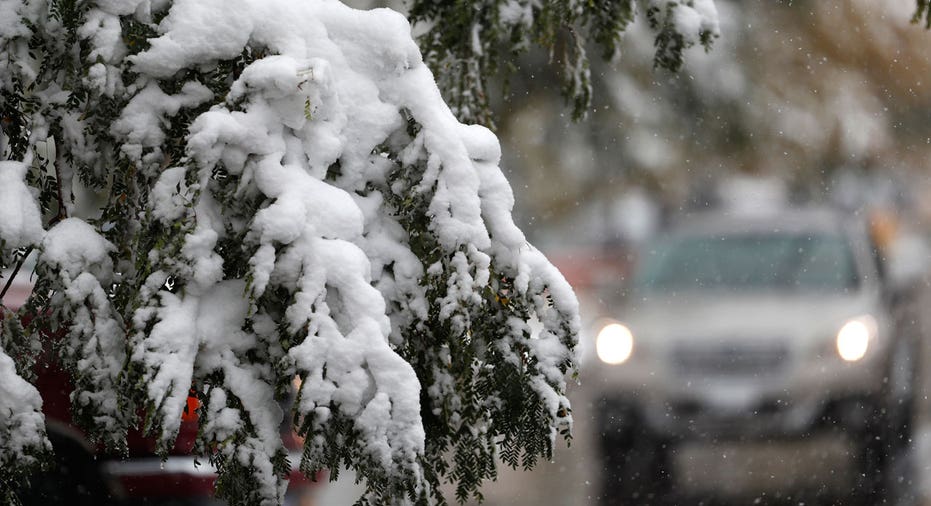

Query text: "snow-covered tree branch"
[0, 0, 589, 504]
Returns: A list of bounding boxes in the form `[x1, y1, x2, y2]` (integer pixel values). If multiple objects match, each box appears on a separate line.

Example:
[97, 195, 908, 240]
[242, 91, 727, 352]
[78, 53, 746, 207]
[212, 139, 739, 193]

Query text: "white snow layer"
[0, 161, 44, 249]
[41, 219, 127, 443]
[654, 0, 720, 45]
[0, 344, 50, 468]
[0, 161, 48, 468]
[2, 0, 580, 503]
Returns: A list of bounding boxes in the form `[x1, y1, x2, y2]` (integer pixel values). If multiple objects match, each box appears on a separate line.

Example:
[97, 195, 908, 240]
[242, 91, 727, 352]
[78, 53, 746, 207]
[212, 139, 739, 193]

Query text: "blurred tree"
[916, 0, 931, 27]
[410, 0, 719, 126]
[495, 0, 931, 245]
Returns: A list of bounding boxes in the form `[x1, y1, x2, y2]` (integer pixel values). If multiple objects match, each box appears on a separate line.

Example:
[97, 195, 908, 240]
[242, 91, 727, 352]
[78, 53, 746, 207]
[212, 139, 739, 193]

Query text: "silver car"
[590, 208, 917, 504]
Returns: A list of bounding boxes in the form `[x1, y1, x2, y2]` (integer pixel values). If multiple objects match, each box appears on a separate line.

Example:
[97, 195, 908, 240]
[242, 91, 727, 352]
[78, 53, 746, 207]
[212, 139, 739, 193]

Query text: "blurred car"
[590, 208, 918, 504]
[2, 269, 321, 506]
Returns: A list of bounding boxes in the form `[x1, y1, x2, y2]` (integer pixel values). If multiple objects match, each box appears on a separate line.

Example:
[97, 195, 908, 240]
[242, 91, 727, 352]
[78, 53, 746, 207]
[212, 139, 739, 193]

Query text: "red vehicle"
[4, 271, 321, 506]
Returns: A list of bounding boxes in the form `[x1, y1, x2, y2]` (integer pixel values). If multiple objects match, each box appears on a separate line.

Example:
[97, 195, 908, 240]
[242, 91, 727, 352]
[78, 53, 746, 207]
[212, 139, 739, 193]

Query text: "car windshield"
[634, 232, 859, 293]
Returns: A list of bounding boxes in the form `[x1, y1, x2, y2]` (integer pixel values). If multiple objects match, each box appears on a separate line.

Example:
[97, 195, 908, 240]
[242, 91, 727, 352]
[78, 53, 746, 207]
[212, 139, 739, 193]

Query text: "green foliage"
[0, 78, 32, 161]
[0, 305, 38, 382]
[364, 112, 573, 504]
[411, 0, 718, 126]
[915, 0, 931, 28]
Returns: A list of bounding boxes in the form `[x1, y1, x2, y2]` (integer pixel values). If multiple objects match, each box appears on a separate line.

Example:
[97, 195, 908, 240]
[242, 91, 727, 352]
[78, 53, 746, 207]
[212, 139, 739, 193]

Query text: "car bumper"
[672, 433, 859, 497]
[589, 350, 888, 439]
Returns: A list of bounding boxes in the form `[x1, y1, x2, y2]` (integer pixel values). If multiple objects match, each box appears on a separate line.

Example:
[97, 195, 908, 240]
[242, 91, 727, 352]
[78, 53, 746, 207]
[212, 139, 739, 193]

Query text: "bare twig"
[53, 141, 68, 221]
[0, 246, 34, 303]
[0, 207, 64, 306]
[0, 145, 69, 307]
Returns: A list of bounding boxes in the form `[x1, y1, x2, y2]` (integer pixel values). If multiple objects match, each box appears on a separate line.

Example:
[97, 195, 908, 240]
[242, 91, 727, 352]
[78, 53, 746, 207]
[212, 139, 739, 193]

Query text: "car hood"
[617, 290, 880, 347]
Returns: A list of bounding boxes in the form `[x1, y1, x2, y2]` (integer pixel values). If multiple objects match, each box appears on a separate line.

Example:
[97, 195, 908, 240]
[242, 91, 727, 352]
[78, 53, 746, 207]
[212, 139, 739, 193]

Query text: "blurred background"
[472, 0, 931, 504]
[328, 0, 931, 504]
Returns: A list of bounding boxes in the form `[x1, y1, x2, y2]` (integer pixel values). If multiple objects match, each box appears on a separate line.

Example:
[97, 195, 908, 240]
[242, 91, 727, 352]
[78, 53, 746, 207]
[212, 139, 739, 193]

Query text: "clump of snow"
[0, 343, 50, 468]
[498, 0, 534, 28]
[42, 218, 114, 276]
[149, 166, 190, 222]
[0, 1, 32, 42]
[0, 162, 50, 468]
[652, 0, 721, 44]
[133, 280, 288, 501]
[0, 0, 38, 95]
[112, 80, 213, 161]
[0, 161, 44, 249]
[40, 219, 127, 444]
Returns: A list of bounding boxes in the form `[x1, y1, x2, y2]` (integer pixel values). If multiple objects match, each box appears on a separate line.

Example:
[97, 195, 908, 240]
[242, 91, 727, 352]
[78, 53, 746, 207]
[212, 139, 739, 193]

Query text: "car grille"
[671, 342, 790, 378]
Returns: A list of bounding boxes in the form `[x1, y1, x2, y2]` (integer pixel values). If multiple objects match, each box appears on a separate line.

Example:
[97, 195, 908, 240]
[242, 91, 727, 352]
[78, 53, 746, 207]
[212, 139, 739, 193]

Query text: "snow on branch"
[0, 161, 49, 482]
[1, 1, 579, 504]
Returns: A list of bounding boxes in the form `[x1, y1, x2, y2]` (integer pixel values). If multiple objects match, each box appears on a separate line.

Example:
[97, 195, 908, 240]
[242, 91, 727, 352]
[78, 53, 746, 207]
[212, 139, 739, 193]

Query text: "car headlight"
[836, 315, 877, 362]
[596, 322, 634, 365]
